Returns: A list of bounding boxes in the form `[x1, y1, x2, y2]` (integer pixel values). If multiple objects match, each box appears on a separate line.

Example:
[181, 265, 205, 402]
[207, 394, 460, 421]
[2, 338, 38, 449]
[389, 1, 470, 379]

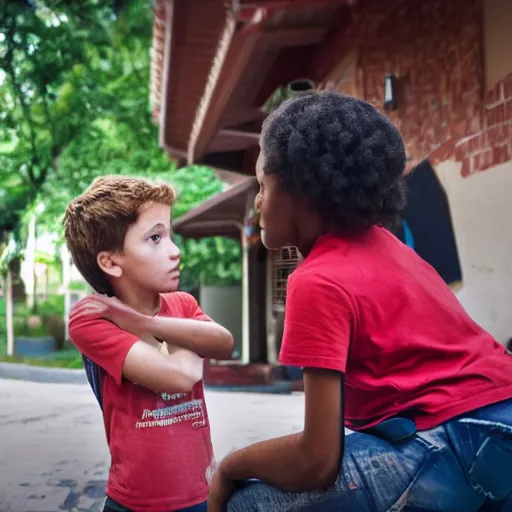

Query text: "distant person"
[207, 92, 512, 511]
[64, 176, 233, 512]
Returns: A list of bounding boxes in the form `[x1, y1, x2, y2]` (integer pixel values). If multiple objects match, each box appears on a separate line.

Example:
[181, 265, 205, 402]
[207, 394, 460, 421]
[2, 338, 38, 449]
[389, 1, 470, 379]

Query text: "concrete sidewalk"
[0, 361, 89, 384]
[0, 378, 308, 512]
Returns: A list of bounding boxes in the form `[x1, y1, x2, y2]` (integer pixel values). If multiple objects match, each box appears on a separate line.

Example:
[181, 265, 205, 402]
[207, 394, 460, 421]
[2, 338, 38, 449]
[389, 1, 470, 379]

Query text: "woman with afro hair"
[208, 91, 512, 512]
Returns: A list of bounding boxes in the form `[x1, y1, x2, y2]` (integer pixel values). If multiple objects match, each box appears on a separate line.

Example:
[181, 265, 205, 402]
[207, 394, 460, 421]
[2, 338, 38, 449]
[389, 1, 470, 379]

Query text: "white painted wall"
[434, 159, 512, 343]
[200, 285, 242, 360]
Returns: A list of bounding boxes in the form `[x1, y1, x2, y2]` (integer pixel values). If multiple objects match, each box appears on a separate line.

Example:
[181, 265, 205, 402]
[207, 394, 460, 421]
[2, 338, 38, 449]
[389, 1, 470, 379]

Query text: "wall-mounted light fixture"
[287, 78, 316, 98]
[384, 73, 398, 111]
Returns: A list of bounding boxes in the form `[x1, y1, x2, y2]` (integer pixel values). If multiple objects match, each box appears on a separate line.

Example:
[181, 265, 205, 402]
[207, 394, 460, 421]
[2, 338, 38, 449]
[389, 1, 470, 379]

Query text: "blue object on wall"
[402, 220, 415, 250]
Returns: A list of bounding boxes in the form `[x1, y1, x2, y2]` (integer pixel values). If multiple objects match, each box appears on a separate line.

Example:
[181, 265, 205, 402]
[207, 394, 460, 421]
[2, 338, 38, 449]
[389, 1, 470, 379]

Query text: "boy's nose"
[169, 241, 181, 260]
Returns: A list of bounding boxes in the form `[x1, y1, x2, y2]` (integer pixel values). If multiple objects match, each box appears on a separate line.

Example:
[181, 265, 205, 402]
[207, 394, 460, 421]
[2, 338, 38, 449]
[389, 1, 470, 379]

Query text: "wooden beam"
[261, 26, 328, 48]
[190, 29, 262, 162]
[221, 108, 267, 128]
[209, 129, 261, 152]
[159, 0, 177, 153]
[161, 144, 188, 169]
[237, 0, 353, 18]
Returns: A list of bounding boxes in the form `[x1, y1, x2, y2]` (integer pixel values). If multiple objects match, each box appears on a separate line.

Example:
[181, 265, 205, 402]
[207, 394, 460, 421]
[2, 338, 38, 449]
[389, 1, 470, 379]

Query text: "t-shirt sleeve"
[174, 292, 212, 321]
[279, 271, 355, 373]
[68, 306, 140, 386]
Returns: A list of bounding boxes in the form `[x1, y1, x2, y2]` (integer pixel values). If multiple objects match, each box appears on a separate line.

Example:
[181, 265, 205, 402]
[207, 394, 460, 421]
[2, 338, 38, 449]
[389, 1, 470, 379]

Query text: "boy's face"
[112, 202, 181, 294]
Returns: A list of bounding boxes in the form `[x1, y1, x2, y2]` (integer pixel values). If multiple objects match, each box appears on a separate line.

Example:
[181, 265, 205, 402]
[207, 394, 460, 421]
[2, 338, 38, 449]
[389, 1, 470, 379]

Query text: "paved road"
[0, 379, 305, 512]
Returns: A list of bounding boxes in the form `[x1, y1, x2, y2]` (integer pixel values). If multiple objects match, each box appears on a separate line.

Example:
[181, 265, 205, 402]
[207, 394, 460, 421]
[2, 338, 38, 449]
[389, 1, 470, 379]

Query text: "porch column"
[240, 228, 250, 364]
[266, 250, 277, 364]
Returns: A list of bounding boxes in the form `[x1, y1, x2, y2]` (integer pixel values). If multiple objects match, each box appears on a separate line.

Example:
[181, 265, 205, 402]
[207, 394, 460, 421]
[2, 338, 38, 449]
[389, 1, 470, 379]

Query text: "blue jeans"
[102, 497, 207, 512]
[228, 398, 512, 511]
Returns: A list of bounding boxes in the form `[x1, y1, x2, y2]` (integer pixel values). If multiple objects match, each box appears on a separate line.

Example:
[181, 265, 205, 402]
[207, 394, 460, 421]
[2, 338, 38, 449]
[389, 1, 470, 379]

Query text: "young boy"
[64, 176, 234, 512]
[207, 91, 512, 511]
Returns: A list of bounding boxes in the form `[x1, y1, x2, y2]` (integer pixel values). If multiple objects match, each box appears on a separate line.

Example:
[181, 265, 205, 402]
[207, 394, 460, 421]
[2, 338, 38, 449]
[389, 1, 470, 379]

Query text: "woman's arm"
[209, 271, 352, 511]
[219, 368, 343, 490]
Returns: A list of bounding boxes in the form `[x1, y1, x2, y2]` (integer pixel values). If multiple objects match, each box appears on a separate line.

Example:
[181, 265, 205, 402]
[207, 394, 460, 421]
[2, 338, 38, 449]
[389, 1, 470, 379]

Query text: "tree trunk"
[22, 213, 36, 311]
[61, 244, 72, 340]
[43, 266, 48, 301]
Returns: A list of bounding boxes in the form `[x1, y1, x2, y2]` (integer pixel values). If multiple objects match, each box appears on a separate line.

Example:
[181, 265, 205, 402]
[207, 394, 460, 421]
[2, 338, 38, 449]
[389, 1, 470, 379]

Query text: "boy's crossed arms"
[70, 293, 233, 394]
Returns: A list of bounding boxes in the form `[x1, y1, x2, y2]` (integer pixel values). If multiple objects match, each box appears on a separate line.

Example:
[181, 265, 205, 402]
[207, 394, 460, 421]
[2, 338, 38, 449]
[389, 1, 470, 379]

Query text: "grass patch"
[0, 341, 83, 369]
[0, 296, 83, 369]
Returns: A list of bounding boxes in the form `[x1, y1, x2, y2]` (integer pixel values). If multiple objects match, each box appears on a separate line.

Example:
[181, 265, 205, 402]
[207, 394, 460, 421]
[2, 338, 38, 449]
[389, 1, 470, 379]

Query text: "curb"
[0, 361, 88, 384]
[0, 362, 299, 394]
[206, 383, 295, 394]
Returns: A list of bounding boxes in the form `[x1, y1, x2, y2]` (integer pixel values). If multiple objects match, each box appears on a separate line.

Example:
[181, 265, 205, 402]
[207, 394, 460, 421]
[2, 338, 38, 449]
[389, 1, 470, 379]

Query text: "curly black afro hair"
[260, 91, 407, 233]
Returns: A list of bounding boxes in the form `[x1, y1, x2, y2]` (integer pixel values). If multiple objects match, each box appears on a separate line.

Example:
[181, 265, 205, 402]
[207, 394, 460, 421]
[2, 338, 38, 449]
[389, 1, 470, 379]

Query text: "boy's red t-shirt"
[279, 227, 512, 431]
[69, 292, 214, 512]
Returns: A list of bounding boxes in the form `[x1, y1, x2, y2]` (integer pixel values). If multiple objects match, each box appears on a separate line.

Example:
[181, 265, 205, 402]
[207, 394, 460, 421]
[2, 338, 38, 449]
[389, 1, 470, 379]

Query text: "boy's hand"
[72, 294, 149, 339]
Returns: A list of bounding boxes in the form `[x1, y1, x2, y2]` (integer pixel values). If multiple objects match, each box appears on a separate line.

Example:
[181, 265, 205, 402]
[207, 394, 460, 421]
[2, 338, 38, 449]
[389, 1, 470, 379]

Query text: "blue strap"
[402, 220, 415, 251]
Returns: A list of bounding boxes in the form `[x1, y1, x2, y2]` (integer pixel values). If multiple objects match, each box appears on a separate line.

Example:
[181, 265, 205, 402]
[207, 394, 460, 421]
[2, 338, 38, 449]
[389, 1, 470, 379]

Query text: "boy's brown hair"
[64, 175, 176, 296]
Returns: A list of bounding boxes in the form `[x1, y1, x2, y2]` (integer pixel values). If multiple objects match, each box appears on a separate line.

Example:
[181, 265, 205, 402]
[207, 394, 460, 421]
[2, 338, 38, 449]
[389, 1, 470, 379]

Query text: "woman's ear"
[97, 251, 123, 278]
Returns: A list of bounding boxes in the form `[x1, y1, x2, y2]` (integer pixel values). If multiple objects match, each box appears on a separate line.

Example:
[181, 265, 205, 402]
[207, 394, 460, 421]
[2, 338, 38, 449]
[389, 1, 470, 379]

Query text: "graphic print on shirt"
[135, 390, 207, 429]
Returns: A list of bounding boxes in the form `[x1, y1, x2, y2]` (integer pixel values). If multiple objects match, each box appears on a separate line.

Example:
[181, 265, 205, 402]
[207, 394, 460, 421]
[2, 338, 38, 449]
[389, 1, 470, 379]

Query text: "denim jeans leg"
[228, 429, 456, 512]
[228, 400, 512, 512]
[445, 398, 512, 504]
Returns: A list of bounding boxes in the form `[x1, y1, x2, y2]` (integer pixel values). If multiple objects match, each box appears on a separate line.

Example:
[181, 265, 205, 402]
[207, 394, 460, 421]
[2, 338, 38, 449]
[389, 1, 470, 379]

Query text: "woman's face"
[254, 149, 297, 250]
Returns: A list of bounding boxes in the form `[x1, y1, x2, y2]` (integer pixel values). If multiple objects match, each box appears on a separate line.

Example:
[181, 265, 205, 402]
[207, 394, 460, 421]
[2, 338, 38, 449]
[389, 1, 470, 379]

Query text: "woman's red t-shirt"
[279, 227, 512, 431]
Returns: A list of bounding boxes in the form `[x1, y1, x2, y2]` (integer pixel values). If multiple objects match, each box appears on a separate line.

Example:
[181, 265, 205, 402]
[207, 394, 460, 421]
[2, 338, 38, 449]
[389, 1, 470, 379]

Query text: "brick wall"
[436, 73, 512, 177]
[310, 0, 493, 174]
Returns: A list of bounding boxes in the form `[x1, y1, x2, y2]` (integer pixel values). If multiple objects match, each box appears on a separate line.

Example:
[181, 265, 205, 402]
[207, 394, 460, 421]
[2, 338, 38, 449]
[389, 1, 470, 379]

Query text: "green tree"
[41, 123, 242, 289]
[0, 0, 118, 238]
[0, 0, 241, 290]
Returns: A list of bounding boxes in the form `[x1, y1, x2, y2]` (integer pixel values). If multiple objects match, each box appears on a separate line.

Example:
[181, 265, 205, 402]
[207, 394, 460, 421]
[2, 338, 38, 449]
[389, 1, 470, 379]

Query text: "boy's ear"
[97, 251, 123, 278]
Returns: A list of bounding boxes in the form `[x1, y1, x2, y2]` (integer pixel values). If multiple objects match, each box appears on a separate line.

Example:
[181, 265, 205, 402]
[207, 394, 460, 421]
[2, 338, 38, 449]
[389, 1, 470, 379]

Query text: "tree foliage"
[0, 0, 241, 288]
[0, 0, 116, 233]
